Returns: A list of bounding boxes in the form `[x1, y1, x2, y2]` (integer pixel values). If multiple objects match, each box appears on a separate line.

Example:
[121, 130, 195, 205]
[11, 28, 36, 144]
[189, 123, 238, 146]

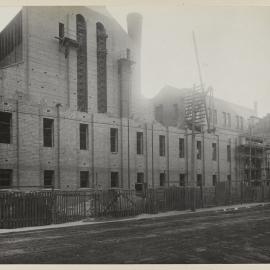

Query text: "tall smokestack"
[127, 13, 142, 116]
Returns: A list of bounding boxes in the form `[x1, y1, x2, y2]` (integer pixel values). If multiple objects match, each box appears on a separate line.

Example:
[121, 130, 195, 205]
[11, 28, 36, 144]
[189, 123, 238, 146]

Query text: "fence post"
[83, 192, 86, 218]
[51, 189, 57, 224]
[183, 188, 186, 210]
[214, 185, 217, 206]
[200, 185, 204, 208]
[228, 180, 232, 205]
[94, 192, 97, 217]
[240, 181, 243, 205]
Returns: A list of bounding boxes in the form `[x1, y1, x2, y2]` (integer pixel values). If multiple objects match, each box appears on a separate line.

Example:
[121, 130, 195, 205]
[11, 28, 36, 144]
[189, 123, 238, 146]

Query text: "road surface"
[0, 205, 270, 263]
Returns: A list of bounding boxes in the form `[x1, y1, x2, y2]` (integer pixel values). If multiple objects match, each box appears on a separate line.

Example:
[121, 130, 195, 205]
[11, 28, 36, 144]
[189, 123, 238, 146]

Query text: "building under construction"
[152, 85, 270, 188]
[235, 120, 270, 187]
[238, 136, 270, 186]
[1, 6, 270, 191]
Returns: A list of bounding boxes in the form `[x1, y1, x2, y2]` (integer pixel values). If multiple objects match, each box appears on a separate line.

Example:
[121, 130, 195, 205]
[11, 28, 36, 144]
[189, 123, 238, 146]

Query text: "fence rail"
[1, 183, 270, 229]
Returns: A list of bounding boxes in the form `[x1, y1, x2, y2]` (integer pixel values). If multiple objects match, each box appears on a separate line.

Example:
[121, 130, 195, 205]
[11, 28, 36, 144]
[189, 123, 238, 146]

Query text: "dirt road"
[0, 205, 270, 263]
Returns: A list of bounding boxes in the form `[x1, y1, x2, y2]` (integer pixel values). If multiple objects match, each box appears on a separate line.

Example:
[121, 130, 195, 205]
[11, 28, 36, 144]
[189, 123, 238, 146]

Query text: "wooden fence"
[1, 183, 270, 229]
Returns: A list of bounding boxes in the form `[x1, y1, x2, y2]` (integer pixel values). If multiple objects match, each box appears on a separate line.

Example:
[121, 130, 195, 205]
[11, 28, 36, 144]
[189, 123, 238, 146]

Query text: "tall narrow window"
[213, 110, 217, 125]
[111, 172, 119, 188]
[43, 118, 54, 147]
[159, 135, 165, 156]
[179, 138, 185, 158]
[137, 172, 144, 183]
[197, 174, 202, 187]
[96, 22, 108, 113]
[80, 171, 89, 188]
[80, 124, 88, 150]
[155, 105, 164, 125]
[135, 172, 144, 191]
[212, 175, 217, 186]
[227, 145, 231, 162]
[0, 169, 12, 188]
[240, 116, 244, 130]
[179, 174, 185, 186]
[236, 115, 240, 129]
[208, 108, 212, 123]
[44, 170, 54, 188]
[212, 143, 217, 161]
[110, 128, 118, 153]
[222, 112, 227, 127]
[76, 14, 88, 112]
[227, 175, 231, 182]
[137, 132, 143, 155]
[160, 173, 166, 187]
[0, 112, 12, 144]
[227, 113, 231, 128]
[197, 141, 202, 160]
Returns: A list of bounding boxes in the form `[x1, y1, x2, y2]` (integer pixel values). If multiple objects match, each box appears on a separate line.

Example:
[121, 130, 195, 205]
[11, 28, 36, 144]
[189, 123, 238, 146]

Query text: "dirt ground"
[0, 205, 270, 264]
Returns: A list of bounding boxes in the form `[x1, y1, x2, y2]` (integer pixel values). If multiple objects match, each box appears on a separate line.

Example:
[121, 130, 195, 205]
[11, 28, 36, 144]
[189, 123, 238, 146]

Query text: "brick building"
[152, 85, 270, 187]
[0, 6, 265, 190]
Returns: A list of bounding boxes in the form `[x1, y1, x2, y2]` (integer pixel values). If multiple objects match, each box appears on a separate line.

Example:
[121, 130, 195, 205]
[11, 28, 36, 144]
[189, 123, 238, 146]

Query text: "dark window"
[197, 141, 202, 160]
[80, 124, 88, 150]
[212, 143, 217, 161]
[212, 175, 217, 186]
[155, 104, 164, 124]
[137, 132, 143, 155]
[137, 172, 144, 183]
[160, 173, 166, 187]
[227, 175, 231, 182]
[59, 22, 64, 41]
[0, 169, 12, 188]
[135, 173, 144, 191]
[110, 128, 118, 153]
[76, 14, 88, 112]
[44, 170, 54, 188]
[197, 174, 202, 187]
[111, 172, 119, 188]
[43, 118, 54, 147]
[0, 112, 12, 144]
[159, 135, 165, 156]
[227, 145, 231, 162]
[96, 22, 108, 113]
[80, 171, 89, 188]
[179, 138, 185, 158]
[179, 174, 185, 186]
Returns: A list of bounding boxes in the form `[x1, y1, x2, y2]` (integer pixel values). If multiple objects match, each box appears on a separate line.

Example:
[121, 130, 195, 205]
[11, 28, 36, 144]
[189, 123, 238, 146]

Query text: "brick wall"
[0, 6, 245, 190]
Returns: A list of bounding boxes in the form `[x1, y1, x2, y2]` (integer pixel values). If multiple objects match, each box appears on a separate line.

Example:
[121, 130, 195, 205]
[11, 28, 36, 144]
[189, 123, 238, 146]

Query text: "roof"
[153, 85, 255, 114]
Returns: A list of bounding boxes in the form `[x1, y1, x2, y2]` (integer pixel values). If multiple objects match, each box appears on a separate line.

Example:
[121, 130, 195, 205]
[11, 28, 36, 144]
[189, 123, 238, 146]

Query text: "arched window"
[96, 22, 107, 113]
[76, 14, 88, 112]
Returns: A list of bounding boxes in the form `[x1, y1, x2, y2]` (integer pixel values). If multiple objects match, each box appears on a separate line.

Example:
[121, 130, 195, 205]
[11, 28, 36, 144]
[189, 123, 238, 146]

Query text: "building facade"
[0, 6, 262, 191]
[152, 85, 259, 187]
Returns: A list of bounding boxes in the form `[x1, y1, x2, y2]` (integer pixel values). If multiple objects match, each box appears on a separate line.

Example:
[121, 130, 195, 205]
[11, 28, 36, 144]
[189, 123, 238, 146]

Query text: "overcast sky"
[1, 5, 270, 117]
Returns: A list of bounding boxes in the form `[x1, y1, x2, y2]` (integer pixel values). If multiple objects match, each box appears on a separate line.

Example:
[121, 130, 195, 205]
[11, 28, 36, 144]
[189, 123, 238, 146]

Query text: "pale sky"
[1, 5, 270, 117]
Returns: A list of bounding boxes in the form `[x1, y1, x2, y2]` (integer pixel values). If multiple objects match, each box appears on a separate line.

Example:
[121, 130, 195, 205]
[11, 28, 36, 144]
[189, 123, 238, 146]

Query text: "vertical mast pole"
[191, 85, 196, 211]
